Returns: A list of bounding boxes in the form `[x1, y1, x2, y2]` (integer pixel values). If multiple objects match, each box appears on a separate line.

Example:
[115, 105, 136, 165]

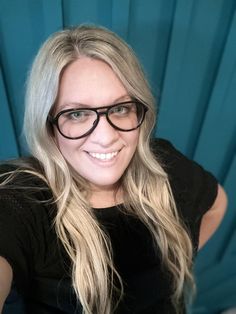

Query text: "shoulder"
[150, 138, 218, 208]
[0, 157, 50, 193]
[0, 157, 54, 219]
[0, 157, 56, 246]
[150, 137, 197, 176]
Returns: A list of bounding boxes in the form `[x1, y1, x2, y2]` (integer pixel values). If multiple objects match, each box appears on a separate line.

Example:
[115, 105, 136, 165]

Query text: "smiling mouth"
[88, 151, 118, 161]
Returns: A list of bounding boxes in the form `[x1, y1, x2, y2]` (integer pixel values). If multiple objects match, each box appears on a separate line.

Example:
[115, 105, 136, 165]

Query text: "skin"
[54, 57, 140, 207]
[53, 56, 227, 244]
[0, 57, 228, 311]
[0, 186, 227, 310]
[0, 257, 13, 312]
[198, 184, 227, 249]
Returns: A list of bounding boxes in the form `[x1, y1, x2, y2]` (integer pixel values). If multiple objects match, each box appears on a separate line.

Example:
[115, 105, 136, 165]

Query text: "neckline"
[92, 203, 123, 211]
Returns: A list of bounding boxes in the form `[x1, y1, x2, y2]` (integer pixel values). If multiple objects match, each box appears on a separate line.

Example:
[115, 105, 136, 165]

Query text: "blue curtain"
[0, 1, 236, 313]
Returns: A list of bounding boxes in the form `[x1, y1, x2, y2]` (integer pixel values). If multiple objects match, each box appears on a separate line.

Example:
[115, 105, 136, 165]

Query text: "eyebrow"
[59, 94, 131, 110]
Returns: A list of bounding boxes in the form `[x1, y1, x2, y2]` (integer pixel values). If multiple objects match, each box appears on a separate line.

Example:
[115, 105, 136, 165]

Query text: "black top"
[0, 139, 218, 314]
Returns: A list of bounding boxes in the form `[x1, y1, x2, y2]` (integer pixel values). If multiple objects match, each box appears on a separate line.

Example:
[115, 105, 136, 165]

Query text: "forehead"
[56, 57, 128, 110]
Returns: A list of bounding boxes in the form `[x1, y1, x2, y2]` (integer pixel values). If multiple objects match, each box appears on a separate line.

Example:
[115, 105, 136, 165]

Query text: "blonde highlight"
[17, 25, 195, 313]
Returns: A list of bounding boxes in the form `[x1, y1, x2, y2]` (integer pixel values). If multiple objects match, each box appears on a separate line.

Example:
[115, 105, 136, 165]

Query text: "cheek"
[55, 133, 69, 154]
[122, 130, 140, 149]
[54, 132, 83, 162]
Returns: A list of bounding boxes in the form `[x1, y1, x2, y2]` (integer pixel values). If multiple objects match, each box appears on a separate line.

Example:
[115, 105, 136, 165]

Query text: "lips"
[88, 151, 118, 161]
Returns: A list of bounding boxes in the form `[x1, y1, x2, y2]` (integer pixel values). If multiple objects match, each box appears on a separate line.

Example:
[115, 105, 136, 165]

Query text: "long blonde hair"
[22, 25, 193, 313]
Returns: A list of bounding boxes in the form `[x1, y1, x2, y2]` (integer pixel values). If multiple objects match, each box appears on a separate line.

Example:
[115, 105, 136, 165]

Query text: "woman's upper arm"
[0, 256, 13, 312]
[198, 184, 228, 250]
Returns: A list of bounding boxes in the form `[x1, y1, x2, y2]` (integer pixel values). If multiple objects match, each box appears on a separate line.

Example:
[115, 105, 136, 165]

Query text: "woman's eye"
[111, 105, 130, 115]
[68, 111, 82, 119]
[67, 110, 89, 120]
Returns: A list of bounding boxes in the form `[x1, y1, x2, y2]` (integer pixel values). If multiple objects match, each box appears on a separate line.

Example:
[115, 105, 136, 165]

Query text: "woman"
[0, 25, 227, 314]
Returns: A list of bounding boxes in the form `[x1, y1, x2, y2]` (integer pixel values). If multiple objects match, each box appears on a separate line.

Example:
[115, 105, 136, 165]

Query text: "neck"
[89, 185, 123, 209]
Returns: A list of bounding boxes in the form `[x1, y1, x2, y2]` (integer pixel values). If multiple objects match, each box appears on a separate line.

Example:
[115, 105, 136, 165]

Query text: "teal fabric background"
[0, 1, 236, 313]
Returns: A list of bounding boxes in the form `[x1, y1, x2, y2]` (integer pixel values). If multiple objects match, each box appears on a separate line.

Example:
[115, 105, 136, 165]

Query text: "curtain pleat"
[0, 1, 235, 312]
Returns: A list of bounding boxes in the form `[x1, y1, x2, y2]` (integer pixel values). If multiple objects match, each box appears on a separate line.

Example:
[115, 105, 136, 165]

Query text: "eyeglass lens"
[57, 102, 146, 139]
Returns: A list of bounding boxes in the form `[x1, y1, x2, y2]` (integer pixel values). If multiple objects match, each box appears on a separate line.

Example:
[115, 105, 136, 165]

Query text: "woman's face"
[54, 57, 139, 194]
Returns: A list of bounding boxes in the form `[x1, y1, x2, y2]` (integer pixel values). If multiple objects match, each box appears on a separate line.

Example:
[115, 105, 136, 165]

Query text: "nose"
[89, 114, 119, 147]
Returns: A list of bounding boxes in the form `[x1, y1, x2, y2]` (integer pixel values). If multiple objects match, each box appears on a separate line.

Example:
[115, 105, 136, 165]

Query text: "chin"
[89, 177, 122, 190]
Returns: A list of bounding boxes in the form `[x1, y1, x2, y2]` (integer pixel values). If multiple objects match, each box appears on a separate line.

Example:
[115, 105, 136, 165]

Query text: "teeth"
[89, 151, 118, 161]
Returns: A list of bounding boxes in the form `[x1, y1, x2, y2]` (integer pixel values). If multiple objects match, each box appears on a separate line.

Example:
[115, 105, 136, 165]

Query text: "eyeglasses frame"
[48, 100, 148, 140]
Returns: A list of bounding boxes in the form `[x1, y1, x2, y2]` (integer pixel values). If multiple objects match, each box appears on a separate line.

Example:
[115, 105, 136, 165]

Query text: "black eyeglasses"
[48, 100, 148, 140]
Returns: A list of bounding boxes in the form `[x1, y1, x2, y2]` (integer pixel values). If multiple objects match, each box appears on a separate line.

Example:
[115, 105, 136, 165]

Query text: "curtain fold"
[0, 1, 235, 312]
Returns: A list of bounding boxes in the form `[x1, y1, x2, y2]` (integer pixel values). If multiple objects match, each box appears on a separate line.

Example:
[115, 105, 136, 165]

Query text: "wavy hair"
[21, 25, 194, 313]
